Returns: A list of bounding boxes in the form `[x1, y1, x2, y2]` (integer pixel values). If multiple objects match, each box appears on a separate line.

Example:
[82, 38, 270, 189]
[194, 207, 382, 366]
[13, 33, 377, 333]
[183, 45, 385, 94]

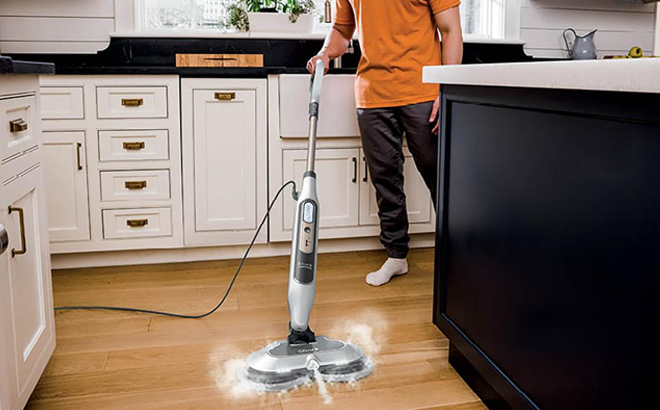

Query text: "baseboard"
[51, 233, 435, 269]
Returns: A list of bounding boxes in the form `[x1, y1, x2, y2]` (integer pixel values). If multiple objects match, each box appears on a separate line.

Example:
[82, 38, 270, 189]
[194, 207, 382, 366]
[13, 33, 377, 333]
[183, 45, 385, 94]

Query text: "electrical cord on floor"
[54, 180, 298, 319]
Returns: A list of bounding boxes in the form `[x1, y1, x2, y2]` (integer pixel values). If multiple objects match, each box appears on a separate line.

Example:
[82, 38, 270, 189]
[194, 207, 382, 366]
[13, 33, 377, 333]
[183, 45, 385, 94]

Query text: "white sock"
[366, 258, 408, 286]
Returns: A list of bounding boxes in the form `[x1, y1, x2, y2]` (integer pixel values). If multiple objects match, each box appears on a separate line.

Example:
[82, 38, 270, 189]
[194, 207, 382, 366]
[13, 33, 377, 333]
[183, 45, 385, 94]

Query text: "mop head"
[238, 336, 374, 392]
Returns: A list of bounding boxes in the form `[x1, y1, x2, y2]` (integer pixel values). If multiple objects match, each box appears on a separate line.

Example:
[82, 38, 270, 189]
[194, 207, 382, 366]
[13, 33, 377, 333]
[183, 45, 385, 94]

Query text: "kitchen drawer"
[98, 129, 170, 162]
[96, 86, 168, 119]
[0, 95, 38, 165]
[40, 87, 84, 120]
[102, 207, 172, 239]
[100, 170, 171, 202]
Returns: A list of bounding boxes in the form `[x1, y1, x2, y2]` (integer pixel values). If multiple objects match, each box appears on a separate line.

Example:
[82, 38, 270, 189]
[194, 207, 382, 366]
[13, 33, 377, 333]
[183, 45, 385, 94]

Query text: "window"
[460, 0, 506, 39]
[138, 0, 510, 39]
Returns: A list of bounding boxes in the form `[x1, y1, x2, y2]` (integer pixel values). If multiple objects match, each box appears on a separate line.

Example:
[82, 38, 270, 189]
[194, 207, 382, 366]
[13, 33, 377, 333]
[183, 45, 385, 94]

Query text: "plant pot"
[248, 12, 314, 33]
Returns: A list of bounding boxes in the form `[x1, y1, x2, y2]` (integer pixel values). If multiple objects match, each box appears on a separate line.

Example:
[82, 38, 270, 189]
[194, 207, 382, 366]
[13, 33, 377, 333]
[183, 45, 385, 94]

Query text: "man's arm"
[436, 6, 463, 66]
[307, 23, 356, 75]
[429, 6, 463, 133]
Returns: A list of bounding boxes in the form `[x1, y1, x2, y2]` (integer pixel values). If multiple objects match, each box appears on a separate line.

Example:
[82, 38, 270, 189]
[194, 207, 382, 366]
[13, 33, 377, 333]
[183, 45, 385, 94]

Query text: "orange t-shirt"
[335, 0, 460, 109]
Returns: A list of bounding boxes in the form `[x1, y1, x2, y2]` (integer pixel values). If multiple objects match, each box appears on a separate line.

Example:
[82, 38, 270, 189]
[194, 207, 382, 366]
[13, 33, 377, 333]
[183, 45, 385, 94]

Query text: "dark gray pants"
[357, 101, 438, 259]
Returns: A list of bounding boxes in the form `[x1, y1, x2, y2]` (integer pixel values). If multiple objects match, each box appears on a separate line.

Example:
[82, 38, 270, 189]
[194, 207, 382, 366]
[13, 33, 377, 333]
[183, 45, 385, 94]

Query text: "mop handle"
[306, 59, 325, 173]
[310, 59, 325, 108]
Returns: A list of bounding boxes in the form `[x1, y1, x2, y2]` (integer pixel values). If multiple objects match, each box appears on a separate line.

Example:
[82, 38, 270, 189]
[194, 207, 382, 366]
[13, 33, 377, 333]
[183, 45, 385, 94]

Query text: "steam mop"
[238, 60, 374, 391]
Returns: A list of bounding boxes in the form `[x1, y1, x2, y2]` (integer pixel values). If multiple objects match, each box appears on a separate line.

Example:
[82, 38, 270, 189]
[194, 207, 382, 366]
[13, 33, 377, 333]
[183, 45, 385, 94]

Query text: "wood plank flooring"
[26, 249, 485, 410]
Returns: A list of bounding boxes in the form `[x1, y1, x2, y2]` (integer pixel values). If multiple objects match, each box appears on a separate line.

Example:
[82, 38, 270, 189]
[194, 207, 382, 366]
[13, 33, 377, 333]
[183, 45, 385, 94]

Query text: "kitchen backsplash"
[520, 0, 656, 58]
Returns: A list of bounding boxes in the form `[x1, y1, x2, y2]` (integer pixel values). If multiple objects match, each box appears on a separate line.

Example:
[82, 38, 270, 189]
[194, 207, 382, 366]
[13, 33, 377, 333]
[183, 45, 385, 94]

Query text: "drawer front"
[102, 207, 172, 239]
[100, 170, 171, 202]
[0, 95, 38, 165]
[98, 129, 170, 162]
[96, 86, 168, 119]
[40, 87, 84, 120]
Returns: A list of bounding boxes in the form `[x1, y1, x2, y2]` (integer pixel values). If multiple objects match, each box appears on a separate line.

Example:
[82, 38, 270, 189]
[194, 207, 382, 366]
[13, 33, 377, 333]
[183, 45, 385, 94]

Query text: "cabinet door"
[43, 131, 90, 242]
[0, 216, 12, 410]
[283, 148, 360, 230]
[2, 167, 55, 409]
[191, 89, 257, 232]
[359, 148, 433, 226]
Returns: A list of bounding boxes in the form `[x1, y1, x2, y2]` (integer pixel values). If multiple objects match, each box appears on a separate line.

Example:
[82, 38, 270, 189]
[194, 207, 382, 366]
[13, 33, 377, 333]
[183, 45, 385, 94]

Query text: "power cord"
[54, 180, 298, 319]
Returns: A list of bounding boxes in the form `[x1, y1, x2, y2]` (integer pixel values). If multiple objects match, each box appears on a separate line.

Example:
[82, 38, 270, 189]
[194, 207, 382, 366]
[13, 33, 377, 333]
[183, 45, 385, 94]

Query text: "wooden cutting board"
[176, 54, 264, 68]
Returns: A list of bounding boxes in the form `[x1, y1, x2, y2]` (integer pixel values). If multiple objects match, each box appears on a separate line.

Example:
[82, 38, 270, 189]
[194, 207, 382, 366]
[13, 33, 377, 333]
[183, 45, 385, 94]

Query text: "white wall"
[0, 0, 118, 54]
[520, 0, 656, 58]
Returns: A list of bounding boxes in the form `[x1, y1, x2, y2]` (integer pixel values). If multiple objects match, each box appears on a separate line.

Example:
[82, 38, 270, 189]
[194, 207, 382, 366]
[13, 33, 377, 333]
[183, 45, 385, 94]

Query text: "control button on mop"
[303, 202, 315, 223]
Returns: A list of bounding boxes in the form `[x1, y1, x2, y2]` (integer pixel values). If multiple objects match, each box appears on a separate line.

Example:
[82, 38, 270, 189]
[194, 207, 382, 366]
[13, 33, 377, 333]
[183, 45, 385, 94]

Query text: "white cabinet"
[280, 147, 432, 237]
[359, 147, 433, 226]
[181, 79, 267, 247]
[268, 75, 436, 243]
[42, 131, 90, 242]
[282, 148, 360, 229]
[40, 75, 183, 253]
[0, 75, 55, 410]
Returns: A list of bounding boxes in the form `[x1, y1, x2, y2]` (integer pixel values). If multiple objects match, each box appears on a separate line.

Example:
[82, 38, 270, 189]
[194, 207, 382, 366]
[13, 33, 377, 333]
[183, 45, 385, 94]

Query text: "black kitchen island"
[424, 59, 659, 410]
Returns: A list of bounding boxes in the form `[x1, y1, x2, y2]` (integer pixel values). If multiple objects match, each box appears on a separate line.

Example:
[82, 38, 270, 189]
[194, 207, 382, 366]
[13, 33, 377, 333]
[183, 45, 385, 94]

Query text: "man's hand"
[307, 54, 331, 75]
[429, 96, 440, 135]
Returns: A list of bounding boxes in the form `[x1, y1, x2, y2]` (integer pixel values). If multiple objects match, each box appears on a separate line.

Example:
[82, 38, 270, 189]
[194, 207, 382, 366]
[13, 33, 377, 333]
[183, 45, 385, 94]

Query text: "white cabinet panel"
[43, 131, 90, 242]
[279, 75, 360, 138]
[359, 148, 433, 226]
[192, 89, 257, 232]
[98, 129, 170, 162]
[100, 170, 171, 202]
[102, 208, 172, 239]
[283, 148, 360, 229]
[0, 95, 37, 165]
[0, 216, 12, 410]
[96, 86, 168, 119]
[40, 87, 84, 120]
[1, 166, 55, 408]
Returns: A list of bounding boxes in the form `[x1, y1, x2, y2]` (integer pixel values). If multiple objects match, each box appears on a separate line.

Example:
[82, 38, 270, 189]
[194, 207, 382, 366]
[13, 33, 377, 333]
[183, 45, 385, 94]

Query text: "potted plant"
[224, 0, 316, 33]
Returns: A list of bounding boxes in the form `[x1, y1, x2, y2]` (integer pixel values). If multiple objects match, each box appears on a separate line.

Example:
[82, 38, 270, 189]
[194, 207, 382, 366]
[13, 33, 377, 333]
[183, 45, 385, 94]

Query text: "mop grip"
[309, 59, 325, 118]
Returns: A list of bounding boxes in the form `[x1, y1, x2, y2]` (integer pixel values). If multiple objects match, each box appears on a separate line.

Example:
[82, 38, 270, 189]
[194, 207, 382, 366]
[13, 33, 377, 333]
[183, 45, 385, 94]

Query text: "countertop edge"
[0, 56, 55, 75]
[422, 59, 660, 94]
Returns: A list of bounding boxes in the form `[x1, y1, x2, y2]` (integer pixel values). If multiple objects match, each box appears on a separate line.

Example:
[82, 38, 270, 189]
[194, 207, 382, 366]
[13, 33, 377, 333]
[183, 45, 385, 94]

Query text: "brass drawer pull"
[9, 119, 28, 133]
[76, 143, 83, 170]
[126, 219, 148, 228]
[125, 181, 147, 190]
[8, 206, 26, 257]
[121, 98, 144, 107]
[215, 92, 236, 101]
[123, 141, 145, 150]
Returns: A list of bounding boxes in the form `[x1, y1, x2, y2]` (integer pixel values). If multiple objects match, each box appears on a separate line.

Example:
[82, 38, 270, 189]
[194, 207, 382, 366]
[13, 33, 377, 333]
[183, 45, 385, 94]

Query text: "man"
[307, 0, 463, 286]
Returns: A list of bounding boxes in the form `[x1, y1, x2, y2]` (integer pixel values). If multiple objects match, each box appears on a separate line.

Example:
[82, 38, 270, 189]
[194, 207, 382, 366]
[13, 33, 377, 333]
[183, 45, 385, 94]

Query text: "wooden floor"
[27, 249, 485, 410]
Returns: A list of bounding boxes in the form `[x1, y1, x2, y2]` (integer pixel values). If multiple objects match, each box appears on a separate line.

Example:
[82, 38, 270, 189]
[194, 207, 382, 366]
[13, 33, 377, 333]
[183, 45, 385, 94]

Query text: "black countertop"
[52, 65, 356, 76]
[0, 56, 55, 75]
[7, 37, 534, 77]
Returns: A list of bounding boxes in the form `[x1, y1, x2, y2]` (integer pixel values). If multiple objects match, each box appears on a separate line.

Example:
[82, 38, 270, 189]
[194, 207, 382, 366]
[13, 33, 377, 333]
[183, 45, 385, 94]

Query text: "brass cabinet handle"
[121, 98, 144, 107]
[125, 181, 147, 190]
[7, 206, 26, 257]
[126, 219, 149, 228]
[123, 141, 145, 150]
[352, 157, 357, 183]
[9, 119, 28, 133]
[362, 156, 368, 182]
[76, 143, 83, 170]
[214, 92, 236, 101]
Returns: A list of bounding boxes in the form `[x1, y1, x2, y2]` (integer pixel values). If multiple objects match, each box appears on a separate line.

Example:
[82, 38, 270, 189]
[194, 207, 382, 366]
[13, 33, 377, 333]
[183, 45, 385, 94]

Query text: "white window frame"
[459, 0, 521, 41]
